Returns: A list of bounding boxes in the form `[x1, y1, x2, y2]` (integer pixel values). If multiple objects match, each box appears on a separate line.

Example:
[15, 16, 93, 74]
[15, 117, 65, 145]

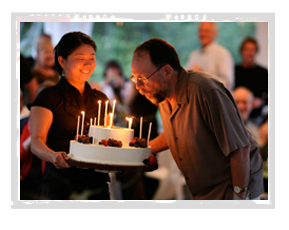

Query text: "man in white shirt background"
[185, 22, 234, 91]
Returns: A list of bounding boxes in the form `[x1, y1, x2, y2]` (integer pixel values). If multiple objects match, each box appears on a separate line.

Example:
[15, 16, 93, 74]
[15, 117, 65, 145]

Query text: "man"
[232, 87, 260, 145]
[185, 22, 234, 91]
[131, 38, 263, 200]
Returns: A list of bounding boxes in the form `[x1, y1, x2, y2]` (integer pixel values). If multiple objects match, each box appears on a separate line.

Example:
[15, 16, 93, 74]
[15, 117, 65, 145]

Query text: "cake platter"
[66, 158, 158, 173]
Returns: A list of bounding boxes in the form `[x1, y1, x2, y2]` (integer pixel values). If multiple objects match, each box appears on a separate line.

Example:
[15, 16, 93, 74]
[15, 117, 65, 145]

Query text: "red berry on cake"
[129, 139, 136, 146]
[117, 141, 122, 148]
[148, 156, 157, 165]
[142, 155, 157, 166]
[101, 139, 108, 146]
[74, 135, 81, 141]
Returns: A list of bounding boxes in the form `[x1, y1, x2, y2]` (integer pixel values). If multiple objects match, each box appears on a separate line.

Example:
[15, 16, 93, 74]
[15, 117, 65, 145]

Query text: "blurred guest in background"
[20, 53, 38, 105]
[235, 37, 268, 126]
[232, 86, 260, 144]
[24, 34, 53, 69]
[115, 86, 160, 200]
[259, 114, 268, 197]
[99, 60, 133, 127]
[185, 22, 234, 91]
[32, 39, 59, 86]
[20, 79, 57, 200]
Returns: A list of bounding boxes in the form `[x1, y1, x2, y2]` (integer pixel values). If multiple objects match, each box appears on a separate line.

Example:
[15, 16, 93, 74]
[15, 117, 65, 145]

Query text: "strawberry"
[101, 139, 108, 146]
[148, 156, 157, 165]
[143, 155, 157, 166]
[74, 135, 82, 141]
[129, 139, 136, 146]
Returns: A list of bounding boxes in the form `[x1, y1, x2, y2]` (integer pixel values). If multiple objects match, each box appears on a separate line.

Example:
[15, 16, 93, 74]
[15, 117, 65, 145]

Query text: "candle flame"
[81, 111, 85, 115]
[126, 117, 132, 121]
[98, 100, 101, 104]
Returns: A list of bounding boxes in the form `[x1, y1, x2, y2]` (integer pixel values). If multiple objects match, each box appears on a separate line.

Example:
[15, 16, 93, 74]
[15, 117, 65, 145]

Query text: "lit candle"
[90, 118, 92, 126]
[109, 113, 113, 127]
[104, 100, 108, 127]
[139, 116, 143, 139]
[147, 122, 152, 146]
[76, 115, 80, 141]
[81, 111, 85, 136]
[98, 100, 101, 126]
[93, 117, 96, 144]
[111, 100, 116, 122]
[126, 117, 133, 130]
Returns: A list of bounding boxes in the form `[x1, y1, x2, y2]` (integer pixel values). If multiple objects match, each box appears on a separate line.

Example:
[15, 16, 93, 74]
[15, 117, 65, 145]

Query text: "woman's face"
[241, 42, 257, 64]
[59, 44, 96, 85]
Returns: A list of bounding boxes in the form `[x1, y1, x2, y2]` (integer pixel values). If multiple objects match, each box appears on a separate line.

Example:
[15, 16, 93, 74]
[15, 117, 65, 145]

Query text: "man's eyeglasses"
[130, 64, 165, 84]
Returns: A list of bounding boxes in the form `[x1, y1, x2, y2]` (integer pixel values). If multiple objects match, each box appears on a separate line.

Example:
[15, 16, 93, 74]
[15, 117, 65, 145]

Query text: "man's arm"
[230, 145, 250, 199]
[149, 132, 169, 155]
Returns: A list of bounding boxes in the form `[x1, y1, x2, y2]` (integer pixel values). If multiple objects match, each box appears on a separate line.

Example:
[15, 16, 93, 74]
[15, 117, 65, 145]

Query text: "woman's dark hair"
[54, 31, 97, 76]
[240, 37, 259, 54]
[133, 38, 181, 72]
[103, 60, 123, 78]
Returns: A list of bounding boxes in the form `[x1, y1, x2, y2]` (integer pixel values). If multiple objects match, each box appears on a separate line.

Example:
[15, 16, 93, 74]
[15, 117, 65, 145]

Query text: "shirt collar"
[58, 77, 93, 97]
[175, 67, 190, 105]
[200, 41, 217, 53]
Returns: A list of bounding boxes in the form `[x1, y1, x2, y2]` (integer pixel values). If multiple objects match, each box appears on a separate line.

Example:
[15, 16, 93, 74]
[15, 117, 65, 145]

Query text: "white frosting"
[68, 141, 151, 166]
[68, 125, 151, 166]
[88, 125, 134, 146]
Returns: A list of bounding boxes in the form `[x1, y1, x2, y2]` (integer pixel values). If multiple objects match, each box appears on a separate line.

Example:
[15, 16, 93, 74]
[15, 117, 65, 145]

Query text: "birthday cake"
[67, 125, 157, 172]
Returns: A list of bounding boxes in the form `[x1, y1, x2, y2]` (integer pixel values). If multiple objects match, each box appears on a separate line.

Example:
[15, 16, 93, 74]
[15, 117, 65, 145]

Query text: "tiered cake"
[67, 125, 157, 172]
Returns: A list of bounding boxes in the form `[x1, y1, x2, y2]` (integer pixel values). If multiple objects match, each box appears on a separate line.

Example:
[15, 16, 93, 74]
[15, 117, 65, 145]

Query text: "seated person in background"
[185, 22, 234, 91]
[20, 80, 57, 200]
[259, 114, 268, 196]
[234, 37, 268, 126]
[20, 88, 30, 120]
[20, 53, 38, 105]
[232, 86, 260, 145]
[99, 60, 133, 127]
[32, 39, 59, 86]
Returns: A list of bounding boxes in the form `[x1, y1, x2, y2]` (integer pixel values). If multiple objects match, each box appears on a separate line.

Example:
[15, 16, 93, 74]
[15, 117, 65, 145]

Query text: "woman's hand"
[52, 152, 71, 169]
[30, 106, 71, 169]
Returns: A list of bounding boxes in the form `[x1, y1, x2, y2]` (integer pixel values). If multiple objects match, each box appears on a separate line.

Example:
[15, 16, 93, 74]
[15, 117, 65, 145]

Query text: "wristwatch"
[233, 185, 248, 193]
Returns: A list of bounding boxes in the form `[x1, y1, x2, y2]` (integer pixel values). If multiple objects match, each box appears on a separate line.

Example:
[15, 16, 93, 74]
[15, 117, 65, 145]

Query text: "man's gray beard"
[147, 87, 168, 105]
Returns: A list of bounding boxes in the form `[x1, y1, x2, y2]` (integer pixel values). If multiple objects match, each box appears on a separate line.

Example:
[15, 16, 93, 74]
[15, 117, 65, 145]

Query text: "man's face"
[233, 88, 254, 122]
[241, 42, 257, 64]
[38, 44, 55, 68]
[131, 52, 169, 105]
[198, 22, 217, 47]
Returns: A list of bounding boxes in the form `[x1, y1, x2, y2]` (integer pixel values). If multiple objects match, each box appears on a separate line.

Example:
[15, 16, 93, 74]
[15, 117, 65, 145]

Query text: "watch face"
[234, 186, 241, 193]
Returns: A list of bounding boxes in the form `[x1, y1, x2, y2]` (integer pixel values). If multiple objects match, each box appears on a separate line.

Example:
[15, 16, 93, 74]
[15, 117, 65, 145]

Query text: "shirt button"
[175, 137, 178, 141]
[179, 157, 182, 161]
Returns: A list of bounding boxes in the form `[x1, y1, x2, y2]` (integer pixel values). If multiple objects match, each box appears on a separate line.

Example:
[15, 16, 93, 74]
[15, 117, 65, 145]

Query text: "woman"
[29, 32, 111, 200]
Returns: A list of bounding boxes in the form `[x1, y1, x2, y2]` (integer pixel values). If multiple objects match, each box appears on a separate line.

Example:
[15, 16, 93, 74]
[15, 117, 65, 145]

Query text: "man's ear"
[162, 65, 173, 79]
